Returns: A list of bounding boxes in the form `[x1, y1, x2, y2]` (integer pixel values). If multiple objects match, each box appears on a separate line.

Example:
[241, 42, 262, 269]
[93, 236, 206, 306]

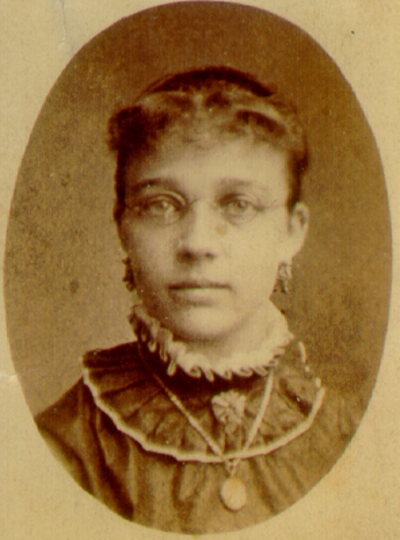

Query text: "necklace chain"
[88, 343, 324, 512]
[149, 365, 274, 477]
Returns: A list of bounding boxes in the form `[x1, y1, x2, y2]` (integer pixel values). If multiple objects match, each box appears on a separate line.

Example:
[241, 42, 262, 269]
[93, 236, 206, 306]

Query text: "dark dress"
[35, 340, 359, 534]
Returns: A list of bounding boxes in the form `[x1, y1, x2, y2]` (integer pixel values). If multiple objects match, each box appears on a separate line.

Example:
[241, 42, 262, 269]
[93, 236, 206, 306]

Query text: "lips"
[169, 280, 230, 290]
[168, 280, 231, 305]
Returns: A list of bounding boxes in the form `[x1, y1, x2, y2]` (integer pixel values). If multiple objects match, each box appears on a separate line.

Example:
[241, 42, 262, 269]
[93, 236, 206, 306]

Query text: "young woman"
[36, 67, 358, 534]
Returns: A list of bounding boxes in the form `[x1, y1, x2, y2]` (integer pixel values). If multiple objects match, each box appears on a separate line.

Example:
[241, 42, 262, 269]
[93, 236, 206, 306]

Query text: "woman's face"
[119, 138, 308, 345]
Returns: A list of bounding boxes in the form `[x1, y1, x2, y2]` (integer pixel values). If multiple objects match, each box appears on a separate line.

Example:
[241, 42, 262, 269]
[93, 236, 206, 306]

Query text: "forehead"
[126, 137, 290, 198]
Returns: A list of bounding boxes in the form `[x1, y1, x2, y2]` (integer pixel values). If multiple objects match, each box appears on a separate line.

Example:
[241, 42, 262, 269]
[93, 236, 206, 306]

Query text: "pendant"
[220, 477, 247, 512]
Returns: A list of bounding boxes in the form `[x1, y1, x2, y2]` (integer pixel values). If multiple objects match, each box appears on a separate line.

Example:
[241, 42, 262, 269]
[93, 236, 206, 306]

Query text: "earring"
[276, 262, 292, 294]
[122, 257, 136, 291]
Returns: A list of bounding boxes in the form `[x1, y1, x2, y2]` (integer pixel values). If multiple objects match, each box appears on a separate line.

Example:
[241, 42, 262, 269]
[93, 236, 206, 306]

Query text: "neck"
[181, 303, 276, 365]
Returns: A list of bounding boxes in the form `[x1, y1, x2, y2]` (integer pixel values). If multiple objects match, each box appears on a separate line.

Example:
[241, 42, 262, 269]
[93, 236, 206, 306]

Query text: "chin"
[167, 306, 237, 344]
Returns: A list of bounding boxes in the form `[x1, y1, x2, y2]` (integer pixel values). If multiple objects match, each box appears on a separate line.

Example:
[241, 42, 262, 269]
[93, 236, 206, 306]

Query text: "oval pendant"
[220, 477, 247, 512]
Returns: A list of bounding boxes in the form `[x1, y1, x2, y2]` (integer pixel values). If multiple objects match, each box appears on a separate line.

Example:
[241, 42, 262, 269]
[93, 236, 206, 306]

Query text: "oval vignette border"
[3, 0, 392, 532]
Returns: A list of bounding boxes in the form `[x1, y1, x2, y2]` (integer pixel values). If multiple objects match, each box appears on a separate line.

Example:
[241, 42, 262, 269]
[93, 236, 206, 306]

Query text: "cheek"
[123, 225, 172, 283]
[230, 225, 287, 290]
[233, 225, 284, 266]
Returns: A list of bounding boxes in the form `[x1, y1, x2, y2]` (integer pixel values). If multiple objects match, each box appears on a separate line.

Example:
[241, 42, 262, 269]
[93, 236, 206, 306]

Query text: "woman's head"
[109, 66, 308, 225]
[108, 67, 309, 353]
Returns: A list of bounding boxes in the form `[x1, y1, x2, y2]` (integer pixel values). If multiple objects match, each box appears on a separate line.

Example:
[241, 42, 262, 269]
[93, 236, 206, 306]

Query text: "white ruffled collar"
[129, 298, 294, 382]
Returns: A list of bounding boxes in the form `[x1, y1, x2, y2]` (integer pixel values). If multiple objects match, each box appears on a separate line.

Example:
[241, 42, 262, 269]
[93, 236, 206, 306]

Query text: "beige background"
[1, 1, 399, 539]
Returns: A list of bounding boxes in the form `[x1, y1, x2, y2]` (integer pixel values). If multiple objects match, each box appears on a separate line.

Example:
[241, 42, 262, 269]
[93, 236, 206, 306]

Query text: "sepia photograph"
[1, 1, 399, 539]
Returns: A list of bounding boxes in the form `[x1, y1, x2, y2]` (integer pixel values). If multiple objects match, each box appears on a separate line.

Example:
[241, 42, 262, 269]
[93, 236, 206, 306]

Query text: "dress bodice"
[35, 341, 358, 534]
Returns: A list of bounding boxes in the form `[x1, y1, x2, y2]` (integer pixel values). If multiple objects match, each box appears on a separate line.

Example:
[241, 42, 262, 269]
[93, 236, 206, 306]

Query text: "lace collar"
[128, 299, 294, 382]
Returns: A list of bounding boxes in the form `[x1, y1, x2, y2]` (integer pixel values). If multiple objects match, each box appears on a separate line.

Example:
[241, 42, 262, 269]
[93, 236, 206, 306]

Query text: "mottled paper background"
[1, 1, 399, 539]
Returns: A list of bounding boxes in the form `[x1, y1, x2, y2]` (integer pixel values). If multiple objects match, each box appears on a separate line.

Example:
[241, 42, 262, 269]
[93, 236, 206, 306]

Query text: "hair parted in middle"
[108, 66, 309, 225]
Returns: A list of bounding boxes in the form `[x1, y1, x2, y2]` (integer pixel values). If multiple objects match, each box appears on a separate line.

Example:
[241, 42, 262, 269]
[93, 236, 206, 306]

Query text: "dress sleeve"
[35, 379, 135, 520]
[35, 380, 95, 492]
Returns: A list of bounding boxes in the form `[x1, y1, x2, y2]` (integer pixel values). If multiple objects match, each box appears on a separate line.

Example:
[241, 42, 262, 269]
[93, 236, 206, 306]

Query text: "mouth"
[168, 280, 231, 305]
[169, 280, 230, 290]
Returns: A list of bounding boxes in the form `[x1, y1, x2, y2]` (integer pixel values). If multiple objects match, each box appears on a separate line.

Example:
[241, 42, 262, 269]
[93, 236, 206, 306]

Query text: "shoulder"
[35, 342, 142, 469]
[273, 340, 361, 445]
[257, 344, 362, 496]
[35, 378, 93, 436]
[83, 341, 140, 366]
[35, 341, 140, 429]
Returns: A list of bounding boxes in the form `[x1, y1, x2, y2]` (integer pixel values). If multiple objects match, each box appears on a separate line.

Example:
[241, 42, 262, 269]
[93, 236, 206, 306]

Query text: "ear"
[285, 202, 309, 259]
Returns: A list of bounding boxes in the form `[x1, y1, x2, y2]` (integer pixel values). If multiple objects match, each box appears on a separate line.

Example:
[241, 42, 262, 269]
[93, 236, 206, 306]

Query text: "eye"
[132, 194, 186, 224]
[219, 195, 261, 224]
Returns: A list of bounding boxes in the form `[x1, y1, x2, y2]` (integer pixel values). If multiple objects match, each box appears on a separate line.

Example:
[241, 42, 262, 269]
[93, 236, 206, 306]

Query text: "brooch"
[211, 390, 246, 434]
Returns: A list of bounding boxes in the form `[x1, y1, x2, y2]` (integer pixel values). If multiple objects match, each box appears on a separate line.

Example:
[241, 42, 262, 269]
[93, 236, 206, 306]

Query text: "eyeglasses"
[126, 193, 285, 226]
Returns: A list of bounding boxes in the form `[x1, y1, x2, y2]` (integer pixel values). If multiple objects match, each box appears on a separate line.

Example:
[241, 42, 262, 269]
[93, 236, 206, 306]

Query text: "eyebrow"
[215, 179, 273, 202]
[217, 178, 269, 192]
[128, 177, 271, 196]
[126, 178, 183, 196]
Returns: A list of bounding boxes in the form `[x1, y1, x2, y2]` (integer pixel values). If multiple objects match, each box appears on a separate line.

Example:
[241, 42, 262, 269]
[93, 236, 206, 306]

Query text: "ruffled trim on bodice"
[82, 341, 325, 464]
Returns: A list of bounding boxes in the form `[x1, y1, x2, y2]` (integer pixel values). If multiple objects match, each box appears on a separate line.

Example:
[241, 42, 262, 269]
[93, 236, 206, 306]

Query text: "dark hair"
[108, 66, 308, 224]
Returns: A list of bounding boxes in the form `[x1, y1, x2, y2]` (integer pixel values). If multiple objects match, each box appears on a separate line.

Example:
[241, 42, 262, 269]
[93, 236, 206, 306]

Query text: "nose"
[176, 200, 223, 262]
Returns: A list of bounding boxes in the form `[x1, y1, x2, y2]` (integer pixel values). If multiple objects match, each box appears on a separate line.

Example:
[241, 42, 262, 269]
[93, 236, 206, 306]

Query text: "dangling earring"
[275, 262, 292, 294]
[122, 257, 136, 291]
